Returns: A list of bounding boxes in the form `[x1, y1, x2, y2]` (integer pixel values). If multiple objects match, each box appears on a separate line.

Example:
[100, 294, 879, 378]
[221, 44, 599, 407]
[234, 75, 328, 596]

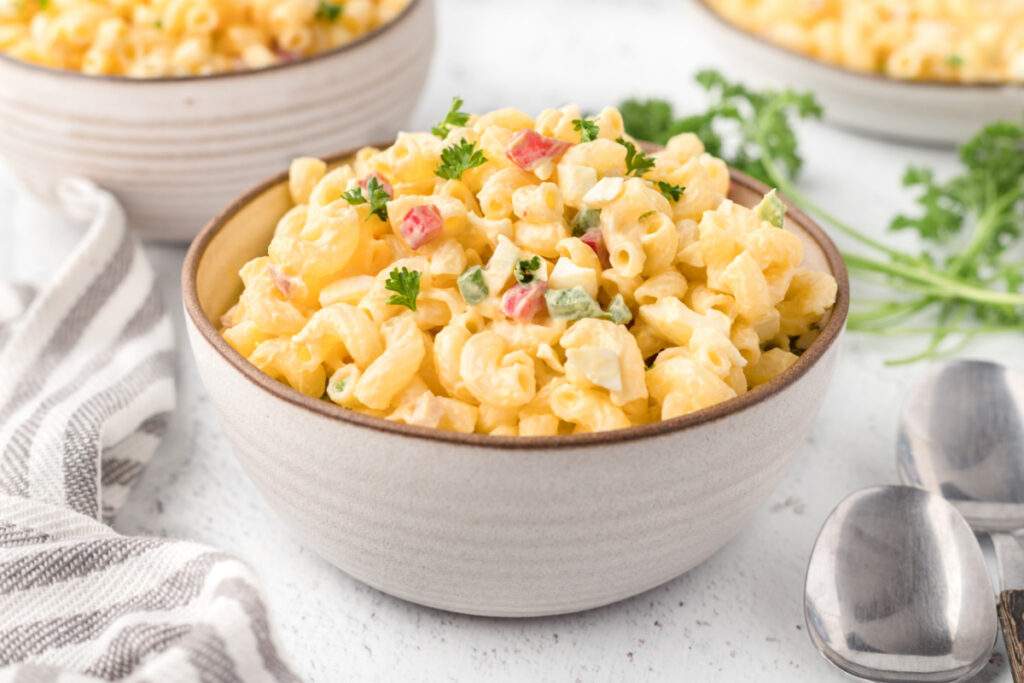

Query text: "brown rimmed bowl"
[693, 0, 1024, 146]
[0, 0, 434, 242]
[182, 149, 849, 616]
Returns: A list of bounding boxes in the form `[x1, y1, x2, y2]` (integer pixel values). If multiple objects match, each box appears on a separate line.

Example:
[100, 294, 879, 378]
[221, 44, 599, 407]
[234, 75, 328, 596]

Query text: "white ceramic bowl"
[694, 0, 1024, 147]
[182, 156, 849, 616]
[0, 0, 434, 242]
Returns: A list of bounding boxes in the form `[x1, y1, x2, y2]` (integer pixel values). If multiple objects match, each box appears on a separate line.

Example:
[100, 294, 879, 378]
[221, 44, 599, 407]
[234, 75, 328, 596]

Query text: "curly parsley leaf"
[432, 96, 471, 139]
[514, 256, 542, 284]
[341, 176, 389, 221]
[892, 121, 1024, 267]
[315, 1, 343, 22]
[385, 267, 421, 311]
[617, 137, 655, 177]
[436, 139, 487, 180]
[619, 99, 677, 145]
[572, 118, 600, 142]
[656, 181, 684, 202]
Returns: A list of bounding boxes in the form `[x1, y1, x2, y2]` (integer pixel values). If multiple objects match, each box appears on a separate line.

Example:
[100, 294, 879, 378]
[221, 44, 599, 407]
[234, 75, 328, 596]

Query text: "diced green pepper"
[571, 208, 601, 237]
[544, 287, 606, 321]
[607, 294, 632, 325]
[545, 288, 634, 324]
[755, 189, 786, 228]
[457, 266, 489, 305]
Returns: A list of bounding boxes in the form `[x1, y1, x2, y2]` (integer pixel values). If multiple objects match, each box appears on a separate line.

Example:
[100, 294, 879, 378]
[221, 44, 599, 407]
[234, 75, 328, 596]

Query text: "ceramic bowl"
[182, 152, 849, 617]
[694, 0, 1024, 147]
[0, 0, 434, 242]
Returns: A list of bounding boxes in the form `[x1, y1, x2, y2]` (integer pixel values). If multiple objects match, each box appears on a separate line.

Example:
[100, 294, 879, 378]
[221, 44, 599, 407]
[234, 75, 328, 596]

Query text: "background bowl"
[694, 0, 1024, 147]
[182, 155, 849, 616]
[0, 0, 434, 242]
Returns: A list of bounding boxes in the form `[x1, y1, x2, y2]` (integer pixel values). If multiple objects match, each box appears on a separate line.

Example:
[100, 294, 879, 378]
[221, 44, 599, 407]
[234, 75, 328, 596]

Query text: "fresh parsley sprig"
[573, 118, 599, 142]
[620, 70, 1024, 363]
[617, 138, 655, 177]
[385, 267, 421, 311]
[436, 139, 487, 180]
[341, 176, 389, 221]
[432, 96, 471, 139]
[315, 1, 343, 22]
[621, 70, 821, 185]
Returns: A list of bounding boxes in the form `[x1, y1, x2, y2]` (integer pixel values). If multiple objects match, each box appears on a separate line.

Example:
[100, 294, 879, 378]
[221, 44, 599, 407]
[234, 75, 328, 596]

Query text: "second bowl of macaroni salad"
[0, 0, 434, 241]
[704, 0, 1024, 84]
[219, 101, 839, 436]
[0, 0, 411, 77]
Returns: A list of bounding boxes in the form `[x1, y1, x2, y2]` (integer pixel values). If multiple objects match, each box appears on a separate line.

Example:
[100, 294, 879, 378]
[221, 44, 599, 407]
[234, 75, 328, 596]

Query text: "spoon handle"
[994, 533, 1024, 683]
[998, 591, 1024, 683]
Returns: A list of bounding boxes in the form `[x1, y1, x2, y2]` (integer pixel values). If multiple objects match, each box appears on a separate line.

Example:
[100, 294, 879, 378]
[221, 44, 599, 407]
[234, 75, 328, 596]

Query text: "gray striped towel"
[0, 179, 299, 682]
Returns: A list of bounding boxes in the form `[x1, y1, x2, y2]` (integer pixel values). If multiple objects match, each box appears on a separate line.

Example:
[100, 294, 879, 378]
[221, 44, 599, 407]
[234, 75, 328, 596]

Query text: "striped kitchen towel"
[0, 179, 299, 682]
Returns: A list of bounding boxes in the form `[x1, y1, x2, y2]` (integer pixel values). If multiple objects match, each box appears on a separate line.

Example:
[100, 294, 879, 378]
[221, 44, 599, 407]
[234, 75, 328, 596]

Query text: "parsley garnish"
[341, 176, 389, 221]
[432, 96, 471, 138]
[656, 180, 684, 202]
[514, 256, 542, 284]
[315, 1, 343, 22]
[435, 139, 487, 180]
[38, 0, 48, 8]
[333, 378, 347, 392]
[617, 138, 655, 177]
[945, 54, 964, 68]
[384, 267, 421, 311]
[573, 118, 599, 142]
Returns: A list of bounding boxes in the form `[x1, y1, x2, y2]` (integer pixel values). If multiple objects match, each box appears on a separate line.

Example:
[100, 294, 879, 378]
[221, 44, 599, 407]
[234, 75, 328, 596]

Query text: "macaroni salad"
[221, 101, 838, 435]
[706, 0, 1024, 83]
[0, 0, 409, 77]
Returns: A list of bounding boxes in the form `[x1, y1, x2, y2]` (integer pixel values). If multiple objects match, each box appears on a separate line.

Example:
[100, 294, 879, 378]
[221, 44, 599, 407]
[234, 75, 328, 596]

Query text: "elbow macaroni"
[706, 0, 1024, 84]
[0, 0, 411, 77]
[221, 103, 838, 435]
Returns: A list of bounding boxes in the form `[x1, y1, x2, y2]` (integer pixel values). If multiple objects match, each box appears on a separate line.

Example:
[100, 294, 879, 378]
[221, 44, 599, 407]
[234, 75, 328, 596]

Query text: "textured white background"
[3, 0, 1022, 680]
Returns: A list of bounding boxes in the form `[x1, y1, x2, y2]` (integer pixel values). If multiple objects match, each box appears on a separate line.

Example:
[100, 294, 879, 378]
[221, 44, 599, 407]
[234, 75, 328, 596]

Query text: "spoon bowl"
[805, 485, 997, 682]
[898, 360, 1024, 532]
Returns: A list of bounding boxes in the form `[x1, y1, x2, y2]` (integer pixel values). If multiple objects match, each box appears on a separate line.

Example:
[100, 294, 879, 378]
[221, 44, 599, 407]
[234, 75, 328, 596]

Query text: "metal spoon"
[899, 359, 1024, 682]
[805, 485, 997, 682]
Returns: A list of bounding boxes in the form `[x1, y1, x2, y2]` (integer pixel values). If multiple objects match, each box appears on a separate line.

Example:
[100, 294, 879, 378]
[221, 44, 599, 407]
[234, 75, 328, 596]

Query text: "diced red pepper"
[359, 172, 393, 198]
[273, 49, 301, 63]
[506, 130, 572, 171]
[580, 228, 610, 268]
[501, 282, 548, 321]
[400, 204, 443, 249]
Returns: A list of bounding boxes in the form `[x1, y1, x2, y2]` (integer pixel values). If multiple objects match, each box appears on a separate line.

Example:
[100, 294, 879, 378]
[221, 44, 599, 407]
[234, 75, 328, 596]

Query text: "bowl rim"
[694, 0, 1023, 91]
[0, 0, 424, 84]
[182, 144, 850, 450]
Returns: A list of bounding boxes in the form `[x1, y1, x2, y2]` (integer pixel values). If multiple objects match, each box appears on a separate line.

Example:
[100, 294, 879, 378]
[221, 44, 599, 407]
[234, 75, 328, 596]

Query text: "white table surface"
[3, 1, 1022, 680]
